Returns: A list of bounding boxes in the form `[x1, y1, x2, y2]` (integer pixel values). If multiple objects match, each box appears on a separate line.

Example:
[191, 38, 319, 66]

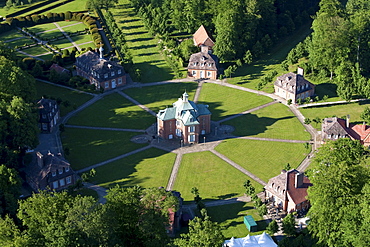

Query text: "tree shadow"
[131, 44, 156, 50]
[130, 37, 152, 43]
[315, 83, 338, 98]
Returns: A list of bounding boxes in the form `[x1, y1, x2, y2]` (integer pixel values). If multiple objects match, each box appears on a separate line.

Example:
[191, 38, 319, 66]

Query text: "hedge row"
[2, 12, 102, 47]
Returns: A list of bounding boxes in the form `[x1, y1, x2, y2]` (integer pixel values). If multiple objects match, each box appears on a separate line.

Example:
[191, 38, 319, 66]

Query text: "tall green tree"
[282, 213, 296, 236]
[173, 209, 224, 247]
[307, 138, 370, 246]
[0, 165, 21, 216]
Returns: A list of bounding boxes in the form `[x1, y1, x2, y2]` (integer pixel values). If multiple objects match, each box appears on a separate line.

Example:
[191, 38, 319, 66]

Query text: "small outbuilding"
[244, 215, 258, 232]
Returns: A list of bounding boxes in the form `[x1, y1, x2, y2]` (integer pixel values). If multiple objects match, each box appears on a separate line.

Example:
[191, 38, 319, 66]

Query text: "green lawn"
[198, 83, 272, 121]
[50, 38, 74, 49]
[61, 128, 147, 170]
[215, 139, 308, 182]
[61, 23, 87, 33]
[225, 103, 311, 140]
[227, 24, 312, 93]
[38, 0, 88, 14]
[124, 82, 198, 113]
[67, 93, 155, 129]
[21, 45, 49, 56]
[71, 34, 93, 44]
[35, 80, 93, 116]
[37, 53, 54, 60]
[29, 23, 59, 34]
[0, 0, 49, 17]
[173, 151, 263, 202]
[1, 30, 25, 41]
[300, 100, 370, 130]
[207, 202, 267, 238]
[108, 0, 173, 82]
[57, 20, 82, 27]
[91, 148, 175, 188]
[5, 37, 34, 48]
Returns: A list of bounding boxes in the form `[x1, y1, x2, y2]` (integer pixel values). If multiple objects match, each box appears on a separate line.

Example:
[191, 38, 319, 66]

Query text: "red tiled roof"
[351, 124, 370, 144]
[287, 170, 312, 205]
[50, 63, 69, 74]
[193, 25, 214, 47]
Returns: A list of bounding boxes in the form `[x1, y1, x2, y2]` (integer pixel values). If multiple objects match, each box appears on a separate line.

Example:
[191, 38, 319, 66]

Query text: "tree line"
[285, 0, 370, 101]
[129, 0, 320, 62]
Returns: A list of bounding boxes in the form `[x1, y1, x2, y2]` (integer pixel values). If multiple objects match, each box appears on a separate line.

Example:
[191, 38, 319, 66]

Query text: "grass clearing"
[5, 37, 35, 48]
[226, 24, 312, 93]
[21, 45, 49, 56]
[225, 103, 311, 140]
[67, 93, 155, 129]
[300, 100, 370, 130]
[61, 128, 147, 170]
[1, 30, 25, 41]
[173, 151, 263, 202]
[29, 23, 58, 34]
[207, 202, 267, 238]
[35, 80, 93, 116]
[39, 0, 89, 14]
[108, 0, 173, 82]
[124, 82, 198, 113]
[198, 83, 272, 121]
[91, 148, 175, 188]
[215, 139, 308, 182]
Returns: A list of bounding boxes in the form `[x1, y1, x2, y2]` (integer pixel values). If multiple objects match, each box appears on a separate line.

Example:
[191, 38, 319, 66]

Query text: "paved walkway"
[53, 22, 80, 51]
[193, 80, 204, 103]
[66, 124, 145, 133]
[297, 98, 368, 108]
[117, 90, 157, 116]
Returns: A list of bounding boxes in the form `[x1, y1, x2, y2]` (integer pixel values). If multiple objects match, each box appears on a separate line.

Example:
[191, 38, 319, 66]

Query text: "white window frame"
[118, 69, 122, 74]
[188, 126, 195, 132]
[52, 171, 56, 177]
[105, 82, 109, 88]
[65, 166, 69, 172]
[53, 181, 58, 189]
[188, 134, 195, 142]
[66, 176, 71, 184]
[58, 169, 63, 175]
[192, 70, 196, 76]
[207, 71, 211, 77]
[118, 78, 122, 84]
[111, 71, 115, 76]
[59, 178, 65, 187]
[176, 129, 182, 137]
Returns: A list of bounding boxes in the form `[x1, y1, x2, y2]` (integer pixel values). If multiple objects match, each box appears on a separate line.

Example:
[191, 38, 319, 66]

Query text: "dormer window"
[97, 74, 100, 78]
[193, 62, 196, 66]
[111, 71, 115, 76]
[59, 169, 63, 175]
[104, 73, 108, 78]
[328, 134, 331, 138]
[52, 171, 56, 177]
[306, 84, 308, 89]
[201, 63, 204, 67]
[201, 57, 205, 61]
[208, 63, 211, 67]
[65, 166, 69, 172]
[118, 69, 121, 74]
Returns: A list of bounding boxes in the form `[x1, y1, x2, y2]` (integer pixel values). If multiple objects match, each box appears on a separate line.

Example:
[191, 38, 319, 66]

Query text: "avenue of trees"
[307, 138, 370, 246]
[286, 0, 370, 101]
[129, 0, 320, 62]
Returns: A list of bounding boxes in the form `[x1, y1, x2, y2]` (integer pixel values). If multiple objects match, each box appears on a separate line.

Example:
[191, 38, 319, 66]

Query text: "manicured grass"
[21, 45, 49, 55]
[227, 24, 312, 93]
[1, 30, 24, 41]
[29, 23, 59, 34]
[61, 23, 87, 33]
[37, 53, 53, 60]
[61, 128, 147, 170]
[0, 0, 48, 17]
[57, 20, 82, 27]
[67, 93, 155, 129]
[173, 151, 264, 202]
[124, 82, 198, 113]
[225, 103, 311, 140]
[38, 29, 63, 40]
[300, 100, 370, 130]
[39, 0, 88, 14]
[207, 202, 267, 238]
[5, 37, 34, 48]
[198, 83, 272, 121]
[35, 80, 93, 116]
[108, 0, 173, 82]
[71, 34, 92, 44]
[215, 139, 308, 182]
[78, 42, 94, 50]
[91, 148, 175, 188]
[50, 38, 74, 49]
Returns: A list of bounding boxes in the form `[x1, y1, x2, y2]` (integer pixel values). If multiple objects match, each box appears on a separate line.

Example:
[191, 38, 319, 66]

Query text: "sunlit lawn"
[0, 0, 48, 17]
[300, 100, 370, 130]
[198, 83, 272, 121]
[29, 23, 59, 34]
[35, 80, 93, 116]
[124, 82, 198, 113]
[4, 37, 34, 48]
[91, 148, 175, 188]
[215, 139, 308, 182]
[108, 0, 173, 82]
[227, 24, 312, 93]
[61, 128, 147, 170]
[40, 0, 88, 14]
[57, 20, 82, 27]
[67, 93, 155, 129]
[71, 34, 92, 44]
[1, 29, 25, 41]
[60, 23, 86, 33]
[225, 103, 310, 140]
[207, 202, 267, 238]
[173, 151, 264, 202]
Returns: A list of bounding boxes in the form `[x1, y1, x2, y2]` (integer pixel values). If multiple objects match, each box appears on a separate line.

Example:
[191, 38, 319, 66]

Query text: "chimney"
[281, 169, 287, 174]
[36, 152, 43, 168]
[363, 122, 366, 132]
[295, 172, 304, 188]
[346, 115, 350, 128]
[200, 45, 209, 53]
[297, 67, 304, 76]
[99, 46, 104, 60]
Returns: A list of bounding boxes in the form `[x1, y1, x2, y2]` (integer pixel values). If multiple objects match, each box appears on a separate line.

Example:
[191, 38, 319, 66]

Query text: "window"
[207, 71, 211, 77]
[59, 169, 63, 175]
[104, 73, 108, 78]
[111, 71, 115, 76]
[201, 130, 205, 135]
[112, 79, 116, 85]
[59, 178, 65, 187]
[118, 69, 122, 74]
[176, 120, 181, 126]
[66, 176, 71, 184]
[188, 126, 195, 132]
[168, 134, 173, 139]
[306, 84, 308, 89]
[192, 70, 196, 76]
[188, 134, 195, 142]
[65, 166, 69, 172]
[208, 63, 211, 67]
[118, 78, 122, 84]
[201, 63, 204, 67]
[52, 171, 56, 177]
[193, 62, 196, 66]
[105, 82, 109, 88]
[176, 129, 182, 137]
[42, 114, 46, 119]
[53, 181, 58, 189]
